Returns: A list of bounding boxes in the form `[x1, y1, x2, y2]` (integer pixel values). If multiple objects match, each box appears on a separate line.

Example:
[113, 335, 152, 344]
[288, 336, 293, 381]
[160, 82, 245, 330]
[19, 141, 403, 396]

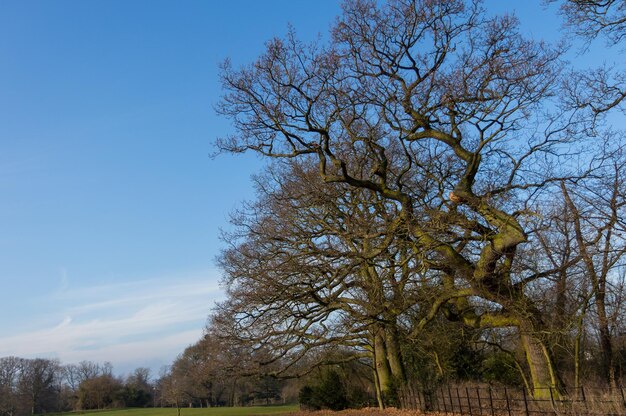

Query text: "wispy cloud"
[0, 270, 223, 374]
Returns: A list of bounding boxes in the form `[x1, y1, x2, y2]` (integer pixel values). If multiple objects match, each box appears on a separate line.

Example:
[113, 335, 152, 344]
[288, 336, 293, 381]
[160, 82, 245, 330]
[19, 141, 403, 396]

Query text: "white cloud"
[0, 270, 223, 374]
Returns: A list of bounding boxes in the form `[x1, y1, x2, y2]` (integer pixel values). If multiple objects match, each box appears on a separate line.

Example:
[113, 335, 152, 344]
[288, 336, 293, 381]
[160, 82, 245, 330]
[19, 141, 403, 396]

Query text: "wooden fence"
[399, 384, 626, 415]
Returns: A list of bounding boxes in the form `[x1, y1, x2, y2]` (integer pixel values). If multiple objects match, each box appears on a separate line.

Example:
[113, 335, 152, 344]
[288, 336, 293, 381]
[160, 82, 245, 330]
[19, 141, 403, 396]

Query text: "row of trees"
[159, 321, 304, 409]
[0, 353, 300, 415]
[160, 323, 383, 410]
[0, 358, 60, 415]
[202, 0, 626, 409]
[0, 358, 155, 415]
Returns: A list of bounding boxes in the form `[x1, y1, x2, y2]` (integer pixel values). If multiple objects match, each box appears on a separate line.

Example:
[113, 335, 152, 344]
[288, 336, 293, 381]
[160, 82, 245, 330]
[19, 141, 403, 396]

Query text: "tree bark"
[374, 328, 392, 406]
[519, 321, 561, 399]
[596, 289, 617, 389]
[385, 326, 407, 384]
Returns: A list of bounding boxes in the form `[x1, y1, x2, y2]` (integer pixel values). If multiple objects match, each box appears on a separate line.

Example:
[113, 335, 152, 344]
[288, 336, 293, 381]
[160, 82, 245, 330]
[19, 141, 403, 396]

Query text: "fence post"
[441, 386, 448, 414]
[488, 386, 495, 416]
[448, 385, 455, 413]
[436, 387, 442, 413]
[418, 385, 422, 410]
[466, 387, 473, 416]
[414, 385, 421, 410]
[504, 387, 512, 416]
[418, 386, 424, 411]
[405, 386, 410, 409]
[403, 385, 409, 409]
[522, 387, 530, 416]
[457, 387, 465, 415]
[476, 386, 483, 415]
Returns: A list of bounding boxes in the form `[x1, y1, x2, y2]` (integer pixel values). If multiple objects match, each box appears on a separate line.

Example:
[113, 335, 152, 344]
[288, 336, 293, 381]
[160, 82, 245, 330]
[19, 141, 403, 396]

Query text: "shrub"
[299, 369, 349, 410]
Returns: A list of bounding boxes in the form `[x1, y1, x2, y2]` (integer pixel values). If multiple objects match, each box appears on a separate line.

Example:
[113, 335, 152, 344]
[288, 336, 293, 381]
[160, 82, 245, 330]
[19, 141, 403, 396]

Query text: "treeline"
[158, 333, 295, 407]
[0, 358, 158, 415]
[161, 320, 382, 409]
[0, 354, 311, 415]
[199, 0, 626, 410]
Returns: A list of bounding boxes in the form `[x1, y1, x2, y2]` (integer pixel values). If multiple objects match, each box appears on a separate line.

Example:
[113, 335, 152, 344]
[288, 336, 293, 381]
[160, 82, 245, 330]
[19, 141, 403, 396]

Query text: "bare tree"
[217, 0, 579, 397]
[17, 358, 61, 415]
[122, 368, 153, 407]
[556, 0, 626, 45]
[76, 373, 123, 410]
[0, 357, 22, 416]
[560, 149, 626, 388]
[552, 0, 626, 116]
[217, 159, 425, 406]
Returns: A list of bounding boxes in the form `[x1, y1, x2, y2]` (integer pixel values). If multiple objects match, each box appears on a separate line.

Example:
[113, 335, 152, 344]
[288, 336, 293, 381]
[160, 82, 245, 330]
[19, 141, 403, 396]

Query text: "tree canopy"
[215, 0, 626, 405]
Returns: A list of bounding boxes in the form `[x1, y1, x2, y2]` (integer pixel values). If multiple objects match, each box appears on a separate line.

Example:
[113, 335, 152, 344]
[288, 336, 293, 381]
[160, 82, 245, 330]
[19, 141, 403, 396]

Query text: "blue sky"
[0, 0, 343, 375]
[0, 1, 615, 376]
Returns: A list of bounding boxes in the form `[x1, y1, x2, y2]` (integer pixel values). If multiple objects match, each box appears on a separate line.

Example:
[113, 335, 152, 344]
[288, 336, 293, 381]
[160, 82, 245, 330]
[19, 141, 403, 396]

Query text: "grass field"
[55, 406, 300, 416]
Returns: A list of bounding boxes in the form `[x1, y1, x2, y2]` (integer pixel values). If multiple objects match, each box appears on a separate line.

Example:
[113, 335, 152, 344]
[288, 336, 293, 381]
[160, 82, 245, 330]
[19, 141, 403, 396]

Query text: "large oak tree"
[217, 0, 570, 396]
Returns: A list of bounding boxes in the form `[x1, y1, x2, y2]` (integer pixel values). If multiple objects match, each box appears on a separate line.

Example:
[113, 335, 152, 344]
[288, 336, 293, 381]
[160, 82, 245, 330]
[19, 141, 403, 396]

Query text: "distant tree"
[121, 368, 152, 407]
[252, 376, 282, 405]
[158, 369, 187, 416]
[62, 360, 116, 410]
[77, 374, 123, 410]
[17, 358, 60, 415]
[0, 357, 21, 416]
[299, 369, 349, 411]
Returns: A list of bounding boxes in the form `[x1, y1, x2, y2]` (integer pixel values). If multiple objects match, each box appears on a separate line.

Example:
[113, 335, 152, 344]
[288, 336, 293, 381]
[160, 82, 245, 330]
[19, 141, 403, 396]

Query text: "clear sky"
[0, 0, 615, 376]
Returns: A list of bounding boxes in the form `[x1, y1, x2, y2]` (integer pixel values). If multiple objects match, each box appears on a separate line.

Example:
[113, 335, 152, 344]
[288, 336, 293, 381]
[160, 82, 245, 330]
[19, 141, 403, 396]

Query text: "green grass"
[53, 406, 300, 416]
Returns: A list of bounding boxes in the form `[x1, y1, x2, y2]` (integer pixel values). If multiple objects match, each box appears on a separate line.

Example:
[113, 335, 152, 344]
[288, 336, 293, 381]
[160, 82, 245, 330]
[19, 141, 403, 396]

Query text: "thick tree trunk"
[372, 364, 384, 410]
[519, 321, 561, 399]
[374, 329, 392, 398]
[373, 368, 385, 410]
[385, 326, 407, 384]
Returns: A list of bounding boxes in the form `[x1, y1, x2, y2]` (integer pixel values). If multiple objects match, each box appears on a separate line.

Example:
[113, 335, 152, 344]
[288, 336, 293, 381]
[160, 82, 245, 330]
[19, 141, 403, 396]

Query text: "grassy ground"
[56, 406, 300, 416]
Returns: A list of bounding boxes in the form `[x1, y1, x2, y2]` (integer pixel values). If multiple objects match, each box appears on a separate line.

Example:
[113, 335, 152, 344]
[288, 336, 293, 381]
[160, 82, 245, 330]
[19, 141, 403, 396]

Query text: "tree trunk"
[574, 305, 587, 391]
[229, 380, 236, 407]
[519, 322, 561, 399]
[374, 328, 392, 406]
[596, 287, 617, 389]
[372, 364, 384, 410]
[385, 326, 407, 384]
